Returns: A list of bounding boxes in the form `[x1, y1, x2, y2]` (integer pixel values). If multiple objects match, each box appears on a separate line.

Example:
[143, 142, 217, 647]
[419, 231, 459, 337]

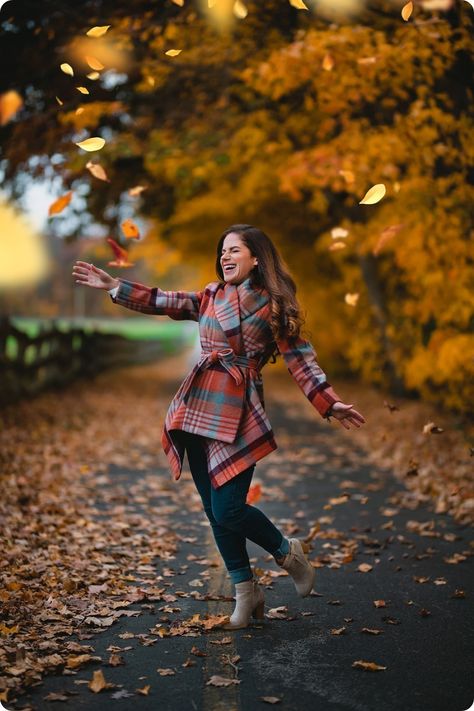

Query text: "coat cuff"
[311, 384, 342, 419]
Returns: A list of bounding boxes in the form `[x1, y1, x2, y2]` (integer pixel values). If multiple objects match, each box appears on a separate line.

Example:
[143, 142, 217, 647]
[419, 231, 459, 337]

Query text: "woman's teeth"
[224, 265, 236, 272]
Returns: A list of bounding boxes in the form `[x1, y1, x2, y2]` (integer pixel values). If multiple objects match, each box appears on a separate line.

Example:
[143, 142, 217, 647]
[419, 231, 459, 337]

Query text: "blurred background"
[0, 0, 472, 414]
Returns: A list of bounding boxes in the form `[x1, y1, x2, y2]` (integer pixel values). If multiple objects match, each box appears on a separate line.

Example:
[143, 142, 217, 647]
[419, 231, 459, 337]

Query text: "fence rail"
[0, 316, 180, 406]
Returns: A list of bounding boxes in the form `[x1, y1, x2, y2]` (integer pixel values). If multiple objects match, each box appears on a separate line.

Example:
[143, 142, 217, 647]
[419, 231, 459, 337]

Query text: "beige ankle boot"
[278, 538, 315, 597]
[223, 576, 265, 630]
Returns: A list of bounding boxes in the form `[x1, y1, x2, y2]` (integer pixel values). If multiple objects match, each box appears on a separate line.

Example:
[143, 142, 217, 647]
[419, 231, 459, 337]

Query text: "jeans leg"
[210, 466, 291, 561]
[182, 431, 253, 584]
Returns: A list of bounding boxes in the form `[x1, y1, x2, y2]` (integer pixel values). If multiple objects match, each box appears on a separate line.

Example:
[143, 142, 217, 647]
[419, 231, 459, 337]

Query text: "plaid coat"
[110, 276, 342, 489]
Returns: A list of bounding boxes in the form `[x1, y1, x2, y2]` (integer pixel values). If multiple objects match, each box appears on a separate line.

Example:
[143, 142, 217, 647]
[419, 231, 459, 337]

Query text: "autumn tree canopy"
[0, 0, 472, 414]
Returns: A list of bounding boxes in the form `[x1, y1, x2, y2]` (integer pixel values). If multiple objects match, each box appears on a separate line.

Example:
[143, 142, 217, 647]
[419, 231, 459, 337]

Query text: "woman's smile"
[220, 232, 258, 284]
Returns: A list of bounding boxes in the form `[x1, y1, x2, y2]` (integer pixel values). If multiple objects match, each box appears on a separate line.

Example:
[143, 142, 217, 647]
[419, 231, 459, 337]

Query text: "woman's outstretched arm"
[72, 261, 203, 321]
[276, 335, 365, 429]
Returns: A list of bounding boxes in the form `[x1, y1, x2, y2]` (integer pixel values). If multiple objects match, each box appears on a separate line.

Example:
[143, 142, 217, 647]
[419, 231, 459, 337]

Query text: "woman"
[72, 224, 365, 630]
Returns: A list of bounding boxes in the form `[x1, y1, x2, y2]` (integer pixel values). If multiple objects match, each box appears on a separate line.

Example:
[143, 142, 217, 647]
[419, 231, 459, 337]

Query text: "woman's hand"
[72, 261, 119, 291]
[328, 401, 366, 430]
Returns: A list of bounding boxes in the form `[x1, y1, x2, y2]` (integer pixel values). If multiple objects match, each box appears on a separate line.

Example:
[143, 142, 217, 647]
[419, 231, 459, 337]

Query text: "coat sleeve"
[276, 335, 343, 419]
[109, 278, 203, 321]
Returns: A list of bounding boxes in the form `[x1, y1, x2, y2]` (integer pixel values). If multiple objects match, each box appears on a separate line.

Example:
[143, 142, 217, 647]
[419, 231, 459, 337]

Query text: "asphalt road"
[7, 372, 474, 711]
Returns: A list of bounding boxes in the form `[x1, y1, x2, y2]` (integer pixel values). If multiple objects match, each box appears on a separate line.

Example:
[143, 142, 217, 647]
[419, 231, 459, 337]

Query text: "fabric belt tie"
[198, 348, 259, 386]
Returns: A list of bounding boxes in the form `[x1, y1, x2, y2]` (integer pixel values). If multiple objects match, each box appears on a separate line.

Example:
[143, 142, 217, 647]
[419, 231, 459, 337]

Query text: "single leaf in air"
[60, 63, 74, 76]
[345, 293, 359, 306]
[172, 0, 184, 5]
[165, 49, 182, 56]
[76, 107, 84, 115]
[121, 219, 140, 240]
[86, 25, 111, 38]
[87, 72, 100, 80]
[233, 0, 248, 18]
[128, 185, 147, 197]
[86, 161, 110, 182]
[85, 55, 105, 70]
[75, 137, 105, 152]
[76, 86, 89, 94]
[55, 96, 63, 105]
[401, 1, 413, 20]
[48, 191, 73, 216]
[107, 238, 134, 267]
[322, 53, 334, 71]
[0, 90, 23, 125]
[359, 183, 386, 205]
[329, 242, 346, 252]
[331, 227, 349, 239]
[289, 0, 309, 8]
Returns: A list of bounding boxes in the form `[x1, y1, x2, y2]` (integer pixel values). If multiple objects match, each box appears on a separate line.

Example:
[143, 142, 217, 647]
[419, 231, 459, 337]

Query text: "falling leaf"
[359, 183, 386, 205]
[345, 293, 359, 306]
[76, 107, 84, 115]
[352, 660, 387, 671]
[0, 90, 23, 125]
[322, 53, 334, 71]
[107, 238, 134, 267]
[86, 25, 111, 38]
[172, 0, 185, 5]
[86, 161, 110, 182]
[48, 191, 73, 216]
[85, 55, 105, 70]
[289, 0, 309, 8]
[128, 185, 147, 196]
[87, 72, 101, 80]
[206, 675, 241, 686]
[329, 241, 346, 251]
[76, 86, 90, 95]
[75, 137, 106, 152]
[233, 0, 248, 18]
[88, 669, 113, 692]
[55, 96, 63, 106]
[401, 1, 414, 20]
[121, 219, 140, 240]
[165, 49, 182, 56]
[331, 227, 349, 239]
[246, 484, 262, 504]
[60, 63, 74, 76]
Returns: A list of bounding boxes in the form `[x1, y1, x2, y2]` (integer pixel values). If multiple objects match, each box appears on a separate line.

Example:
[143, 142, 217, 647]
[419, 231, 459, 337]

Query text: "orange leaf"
[0, 90, 23, 125]
[48, 191, 73, 216]
[121, 218, 140, 240]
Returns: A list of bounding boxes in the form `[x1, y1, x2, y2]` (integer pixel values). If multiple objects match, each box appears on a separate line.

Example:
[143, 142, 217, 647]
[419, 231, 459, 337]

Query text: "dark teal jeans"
[179, 430, 290, 584]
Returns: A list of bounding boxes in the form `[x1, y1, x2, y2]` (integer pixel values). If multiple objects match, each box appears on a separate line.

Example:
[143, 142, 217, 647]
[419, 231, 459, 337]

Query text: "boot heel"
[253, 600, 265, 620]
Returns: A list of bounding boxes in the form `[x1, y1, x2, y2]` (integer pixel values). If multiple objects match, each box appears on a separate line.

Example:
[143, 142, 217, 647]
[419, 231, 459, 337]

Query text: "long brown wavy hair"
[215, 225, 305, 358]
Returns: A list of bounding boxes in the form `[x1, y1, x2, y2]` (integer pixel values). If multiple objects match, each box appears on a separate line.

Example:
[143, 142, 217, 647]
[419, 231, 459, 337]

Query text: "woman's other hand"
[72, 261, 119, 291]
[328, 401, 366, 430]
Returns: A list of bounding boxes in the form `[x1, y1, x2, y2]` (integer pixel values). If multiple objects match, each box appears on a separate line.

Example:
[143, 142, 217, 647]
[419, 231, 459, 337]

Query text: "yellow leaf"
[329, 242, 346, 251]
[121, 218, 140, 239]
[85, 55, 105, 70]
[60, 63, 74, 76]
[86, 25, 111, 38]
[86, 161, 110, 182]
[87, 72, 100, 80]
[88, 669, 109, 693]
[128, 185, 147, 196]
[359, 183, 386, 205]
[0, 90, 23, 125]
[233, 0, 248, 18]
[76, 86, 90, 94]
[289, 0, 309, 8]
[171, 0, 185, 5]
[322, 53, 334, 71]
[401, 1, 413, 20]
[345, 293, 359, 306]
[165, 49, 182, 56]
[75, 137, 105, 152]
[147, 76, 156, 86]
[48, 191, 73, 216]
[331, 227, 349, 239]
[55, 96, 63, 106]
[76, 107, 84, 115]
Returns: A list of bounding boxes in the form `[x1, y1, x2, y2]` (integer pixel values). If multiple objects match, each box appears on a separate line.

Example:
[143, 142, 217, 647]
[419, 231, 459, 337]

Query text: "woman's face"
[220, 233, 258, 285]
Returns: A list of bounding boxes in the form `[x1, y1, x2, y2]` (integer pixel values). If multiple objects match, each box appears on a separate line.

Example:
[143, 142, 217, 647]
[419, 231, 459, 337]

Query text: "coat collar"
[212, 277, 270, 354]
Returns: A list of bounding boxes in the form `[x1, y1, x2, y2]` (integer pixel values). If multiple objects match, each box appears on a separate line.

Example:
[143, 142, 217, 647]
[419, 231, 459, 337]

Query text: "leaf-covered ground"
[0, 354, 472, 708]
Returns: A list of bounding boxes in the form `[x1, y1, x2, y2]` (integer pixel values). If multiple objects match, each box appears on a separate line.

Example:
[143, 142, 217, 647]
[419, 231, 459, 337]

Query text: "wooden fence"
[0, 316, 182, 406]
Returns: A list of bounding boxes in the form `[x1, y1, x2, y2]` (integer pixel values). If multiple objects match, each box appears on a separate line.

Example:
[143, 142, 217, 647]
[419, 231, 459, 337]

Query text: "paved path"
[9, 370, 474, 711]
